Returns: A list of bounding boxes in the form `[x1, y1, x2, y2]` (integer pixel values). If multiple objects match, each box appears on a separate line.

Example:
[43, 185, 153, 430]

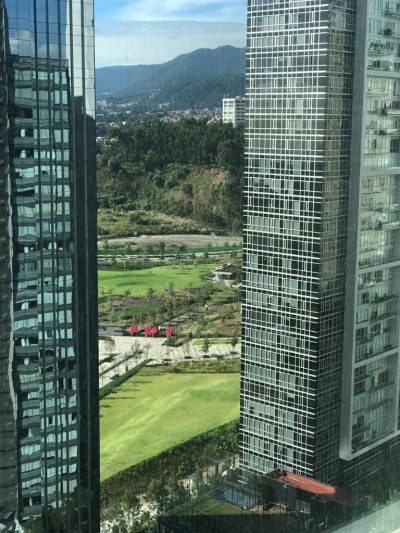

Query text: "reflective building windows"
[0, 0, 98, 530]
[241, 0, 400, 488]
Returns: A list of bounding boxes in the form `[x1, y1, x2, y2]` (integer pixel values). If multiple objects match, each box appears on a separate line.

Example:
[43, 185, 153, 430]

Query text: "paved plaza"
[98, 336, 239, 387]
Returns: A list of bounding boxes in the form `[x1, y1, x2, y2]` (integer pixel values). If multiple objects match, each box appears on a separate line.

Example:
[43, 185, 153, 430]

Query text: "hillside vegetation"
[98, 46, 246, 110]
[96, 63, 160, 95]
[127, 73, 245, 111]
[97, 119, 244, 236]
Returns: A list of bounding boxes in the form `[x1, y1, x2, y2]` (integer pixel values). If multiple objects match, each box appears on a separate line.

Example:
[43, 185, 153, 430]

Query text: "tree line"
[97, 119, 244, 233]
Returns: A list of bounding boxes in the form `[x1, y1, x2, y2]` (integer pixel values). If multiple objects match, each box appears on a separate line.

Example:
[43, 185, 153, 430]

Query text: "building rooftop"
[267, 469, 361, 507]
[214, 263, 241, 273]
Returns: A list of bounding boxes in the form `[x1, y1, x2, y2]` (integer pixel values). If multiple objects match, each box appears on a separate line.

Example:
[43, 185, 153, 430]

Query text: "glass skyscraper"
[241, 0, 400, 488]
[0, 0, 98, 530]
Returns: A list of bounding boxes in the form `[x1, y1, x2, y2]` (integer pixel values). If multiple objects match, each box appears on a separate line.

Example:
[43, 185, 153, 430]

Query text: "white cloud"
[95, 20, 246, 67]
[116, 0, 246, 23]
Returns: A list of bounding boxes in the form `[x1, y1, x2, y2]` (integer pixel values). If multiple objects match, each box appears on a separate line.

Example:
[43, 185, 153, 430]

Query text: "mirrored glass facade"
[341, 0, 400, 478]
[0, 0, 98, 530]
[241, 0, 400, 488]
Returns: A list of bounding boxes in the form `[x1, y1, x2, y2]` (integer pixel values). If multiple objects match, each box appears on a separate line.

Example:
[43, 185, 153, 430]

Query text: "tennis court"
[214, 487, 257, 509]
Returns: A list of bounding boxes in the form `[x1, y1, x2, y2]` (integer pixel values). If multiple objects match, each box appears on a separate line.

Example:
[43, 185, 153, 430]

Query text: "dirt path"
[99, 234, 242, 248]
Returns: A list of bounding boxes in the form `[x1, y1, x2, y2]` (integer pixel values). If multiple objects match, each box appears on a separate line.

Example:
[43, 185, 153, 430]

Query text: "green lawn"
[98, 263, 216, 296]
[100, 372, 240, 480]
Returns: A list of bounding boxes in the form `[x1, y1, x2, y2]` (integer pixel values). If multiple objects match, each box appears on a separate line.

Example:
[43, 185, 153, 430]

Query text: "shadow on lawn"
[107, 396, 136, 400]
[126, 380, 154, 386]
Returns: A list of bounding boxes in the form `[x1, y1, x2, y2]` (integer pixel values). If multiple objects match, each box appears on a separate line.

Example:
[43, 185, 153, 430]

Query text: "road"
[98, 336, 239, 387]
[98, 234, 242, 249]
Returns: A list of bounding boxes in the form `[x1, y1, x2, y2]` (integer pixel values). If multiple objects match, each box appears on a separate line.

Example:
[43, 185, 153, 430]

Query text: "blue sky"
[95, 0, 247, 67]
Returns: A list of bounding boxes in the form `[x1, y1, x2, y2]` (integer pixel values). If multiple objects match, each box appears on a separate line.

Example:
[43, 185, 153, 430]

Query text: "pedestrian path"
[98, 336, 239, 387]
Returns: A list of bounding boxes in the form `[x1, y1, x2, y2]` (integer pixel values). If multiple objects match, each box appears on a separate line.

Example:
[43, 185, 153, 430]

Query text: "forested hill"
[122, 74, 245, 111]
[97, 119, 244, 233]
[97, 46, 246, 110]
[96, 64, 160, 95]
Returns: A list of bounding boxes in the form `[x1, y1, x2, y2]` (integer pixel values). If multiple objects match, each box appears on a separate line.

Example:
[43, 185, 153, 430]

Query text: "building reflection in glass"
[0, 0, 98, 530]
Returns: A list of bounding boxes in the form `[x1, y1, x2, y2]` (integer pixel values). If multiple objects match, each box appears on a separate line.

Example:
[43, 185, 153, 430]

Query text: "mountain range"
[96, 46, 246, 110]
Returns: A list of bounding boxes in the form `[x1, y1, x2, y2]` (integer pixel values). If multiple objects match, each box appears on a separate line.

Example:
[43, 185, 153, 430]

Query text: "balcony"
[370, 204, 400, 212]
[382, 220, 400, 230]
[367, 397, 393, 410]
[355, 343, 398, 363]
[386, 9, 400, 18]
[359, 252, 400, 268]
[377, 129, 400, 135]
[368, 47, 391, 56]
[356, 334, 376, 347]
[383, 102, 400, 115]
[370, 378, 395, 392]
[352, 424, 370, 437]
[354, 370, 372, 383]
[377, 292, 399, 303]
[378, 28, 395, 36]
[357, 278, 393, 290]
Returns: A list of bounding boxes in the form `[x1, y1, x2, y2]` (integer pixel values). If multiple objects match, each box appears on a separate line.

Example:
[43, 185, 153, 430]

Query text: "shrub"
[99, 359, 152, 400]
[100, 420, 239, 507]
[165, 336, 189, 348]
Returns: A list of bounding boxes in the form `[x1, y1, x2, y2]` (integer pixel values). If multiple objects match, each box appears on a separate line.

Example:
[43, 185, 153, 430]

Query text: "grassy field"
[100, 372, 240, 480]
[98, 263, 216, 296]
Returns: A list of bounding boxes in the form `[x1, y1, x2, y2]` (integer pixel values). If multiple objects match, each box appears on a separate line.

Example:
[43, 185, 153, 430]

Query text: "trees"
[158, 240, 166, 258]
[193, 465, 206, 498]
[230, 329, 239, 353]
[146, 475, 187, 515]
[138, 311, 148, 325]
[24, 517, 44, 533]
[144, 243, 154, 256]
[97, 119, 245, 234]
[167, 281, 175, 297]
[183, 337, 192, 359]
[23, 488, 90, 533]
[101, 491, 141, 533]
[202, 337, 210, 357]
[129, 340, 141, 362]
[148, 309, 157, 326]
[146, 478, 168, 514]
[146, 286, 155, 299]
[104, 337, 116, 356]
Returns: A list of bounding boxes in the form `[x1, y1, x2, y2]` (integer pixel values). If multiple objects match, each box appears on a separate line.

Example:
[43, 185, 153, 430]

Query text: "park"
[100, 369, 240, 480]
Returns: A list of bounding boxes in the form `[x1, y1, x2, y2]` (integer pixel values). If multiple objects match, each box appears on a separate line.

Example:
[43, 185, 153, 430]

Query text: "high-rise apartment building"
[0, 0, 98, 530]
[223, 97, 246, 127]
[241, 0, 400, 487]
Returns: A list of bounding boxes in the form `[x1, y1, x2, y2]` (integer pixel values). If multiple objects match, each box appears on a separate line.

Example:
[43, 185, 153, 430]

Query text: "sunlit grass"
[98, 263, 216, 296]
[100, 372, 240, 480]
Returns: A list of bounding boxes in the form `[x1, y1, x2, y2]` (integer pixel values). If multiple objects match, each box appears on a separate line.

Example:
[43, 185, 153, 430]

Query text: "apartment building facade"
[223, 96, 246, 127]
[241, 0, 400, 487]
